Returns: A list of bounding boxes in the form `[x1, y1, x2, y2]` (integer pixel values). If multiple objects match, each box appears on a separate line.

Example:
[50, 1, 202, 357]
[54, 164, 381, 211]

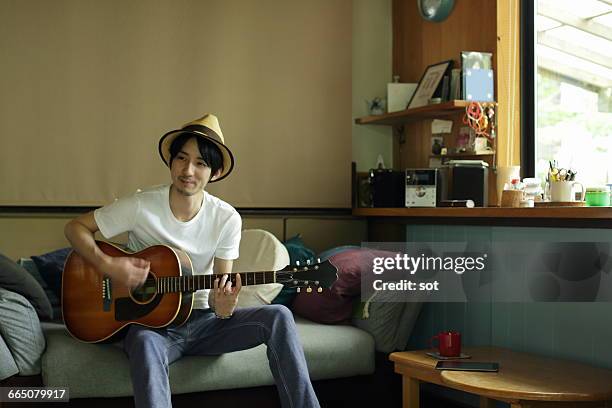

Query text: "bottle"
[432, 139, 442, 155]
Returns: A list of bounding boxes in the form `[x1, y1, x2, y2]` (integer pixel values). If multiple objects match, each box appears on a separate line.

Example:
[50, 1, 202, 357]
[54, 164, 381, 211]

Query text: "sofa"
[0, 229, 422, 407]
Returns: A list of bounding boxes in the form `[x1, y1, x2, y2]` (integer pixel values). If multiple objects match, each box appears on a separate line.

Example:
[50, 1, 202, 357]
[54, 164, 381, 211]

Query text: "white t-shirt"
[94, 184, 242, 309]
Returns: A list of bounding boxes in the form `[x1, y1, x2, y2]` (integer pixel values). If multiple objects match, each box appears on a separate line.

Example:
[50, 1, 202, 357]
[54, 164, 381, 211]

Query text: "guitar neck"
[157, 271, 276, 293]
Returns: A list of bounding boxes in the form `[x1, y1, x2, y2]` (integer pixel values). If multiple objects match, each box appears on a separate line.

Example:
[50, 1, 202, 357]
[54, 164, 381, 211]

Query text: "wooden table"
[390, 347, 612, 408]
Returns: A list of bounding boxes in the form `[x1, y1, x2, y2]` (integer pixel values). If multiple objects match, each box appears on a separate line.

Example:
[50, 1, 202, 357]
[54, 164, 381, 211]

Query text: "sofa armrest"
[0, 334, 19, 380]
[0, 288, 46, 376]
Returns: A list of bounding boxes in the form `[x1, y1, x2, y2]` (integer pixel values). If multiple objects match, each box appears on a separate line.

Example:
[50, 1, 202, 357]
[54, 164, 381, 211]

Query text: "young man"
[64, 114, 320, 408]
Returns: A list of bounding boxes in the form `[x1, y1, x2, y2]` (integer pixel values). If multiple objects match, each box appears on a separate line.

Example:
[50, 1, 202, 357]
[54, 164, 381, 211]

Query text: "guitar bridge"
[102, 277, 112, 312]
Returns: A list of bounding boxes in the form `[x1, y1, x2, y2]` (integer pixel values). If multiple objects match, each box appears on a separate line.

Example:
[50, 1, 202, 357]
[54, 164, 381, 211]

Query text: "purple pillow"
[291, 288, 354, 324]
[329, 249, 376, 297]
[292, 248, 398, 324]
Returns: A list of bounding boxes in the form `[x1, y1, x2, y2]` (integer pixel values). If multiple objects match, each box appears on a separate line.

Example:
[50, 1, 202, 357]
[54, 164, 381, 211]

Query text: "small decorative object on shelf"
[387, 75, 417, 113]
[461, 51, 494, 102]
[365, 97, 386, 115]
[463, 101, 496, 143]
[431, 138, 443, 155]
[407, 60, 453, 109]
[456, 126, 471, 151]
[463, 101, 497, 162]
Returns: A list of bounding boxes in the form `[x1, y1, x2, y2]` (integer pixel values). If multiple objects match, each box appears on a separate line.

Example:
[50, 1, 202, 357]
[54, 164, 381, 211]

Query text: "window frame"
[521, 0, 536, 178]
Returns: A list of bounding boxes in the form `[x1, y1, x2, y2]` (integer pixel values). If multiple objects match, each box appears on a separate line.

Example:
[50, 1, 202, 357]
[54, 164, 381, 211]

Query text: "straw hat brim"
[158, 129, 234, 182]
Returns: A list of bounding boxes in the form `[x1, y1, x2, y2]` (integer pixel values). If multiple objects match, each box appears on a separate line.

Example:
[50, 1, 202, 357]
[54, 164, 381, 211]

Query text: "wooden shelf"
[430, 152, 495, 158]
[355, 100, 471, 126]
[352, 207, 612, 220]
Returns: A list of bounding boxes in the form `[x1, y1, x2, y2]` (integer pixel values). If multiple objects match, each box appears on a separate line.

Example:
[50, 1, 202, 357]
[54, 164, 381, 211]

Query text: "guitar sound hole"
[131, 276, 157, 303]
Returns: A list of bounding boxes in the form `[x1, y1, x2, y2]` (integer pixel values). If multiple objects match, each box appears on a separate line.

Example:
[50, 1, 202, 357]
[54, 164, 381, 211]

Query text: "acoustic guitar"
[62, 241, 337, 343]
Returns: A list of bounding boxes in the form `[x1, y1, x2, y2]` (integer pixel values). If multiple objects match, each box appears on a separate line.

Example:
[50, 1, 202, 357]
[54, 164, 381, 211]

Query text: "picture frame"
[406, 60, 454, 109]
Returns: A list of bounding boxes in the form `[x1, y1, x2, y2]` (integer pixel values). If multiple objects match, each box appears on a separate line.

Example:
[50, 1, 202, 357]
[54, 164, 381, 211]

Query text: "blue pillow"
[283, 234, 316, 266]
[277, 235, 317, 306]
[271, 287, 297, 306]
[317, 245, 361, 261]
[31, 248, 71, 303]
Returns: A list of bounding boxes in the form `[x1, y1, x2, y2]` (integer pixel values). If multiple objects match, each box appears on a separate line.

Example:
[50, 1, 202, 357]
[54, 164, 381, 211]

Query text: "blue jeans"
[123, 304, 320, 408]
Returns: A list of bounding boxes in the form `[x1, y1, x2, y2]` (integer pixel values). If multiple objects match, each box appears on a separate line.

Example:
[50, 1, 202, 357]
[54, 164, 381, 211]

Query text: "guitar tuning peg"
[306, 287, 312, 293]
[306, 259, 311, 265]
[317, 258, 321, 263]
[296, 261, 300, 266]
[317, 287, 323, 293]
[296, 287, 301, 293]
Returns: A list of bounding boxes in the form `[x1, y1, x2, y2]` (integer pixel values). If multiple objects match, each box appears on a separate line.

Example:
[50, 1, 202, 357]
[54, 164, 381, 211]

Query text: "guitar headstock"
[276, 258, 338, 294]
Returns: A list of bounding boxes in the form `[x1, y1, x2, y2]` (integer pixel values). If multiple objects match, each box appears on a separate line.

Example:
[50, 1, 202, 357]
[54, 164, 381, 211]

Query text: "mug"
[548, 180, 585, 202]
[429, 331, 461, 357]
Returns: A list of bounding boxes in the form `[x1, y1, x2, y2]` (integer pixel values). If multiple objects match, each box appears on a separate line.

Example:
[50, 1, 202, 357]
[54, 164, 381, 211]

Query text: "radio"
[369, 169, 405, 207]
[405, 168, 446, 207]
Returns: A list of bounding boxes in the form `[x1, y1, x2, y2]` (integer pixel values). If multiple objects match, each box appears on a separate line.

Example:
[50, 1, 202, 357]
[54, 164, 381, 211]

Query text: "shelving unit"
[352, 207, 612, 220]
[430, 152, 495, 159]
[354, 100, 471, 126]
[354, 99, 500, 205]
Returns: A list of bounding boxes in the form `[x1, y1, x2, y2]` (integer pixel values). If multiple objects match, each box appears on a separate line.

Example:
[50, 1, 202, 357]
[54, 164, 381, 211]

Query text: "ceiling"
[537, 0, 612, 89]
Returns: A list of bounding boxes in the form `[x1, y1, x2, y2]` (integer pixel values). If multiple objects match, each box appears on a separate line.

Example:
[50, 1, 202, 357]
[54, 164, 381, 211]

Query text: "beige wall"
[1, 0, 394, 204]
[0, 0, 352, 208]
[0, 2, 375, 261]
[352, 0, 393, 172]
[0, 213, 366, 261]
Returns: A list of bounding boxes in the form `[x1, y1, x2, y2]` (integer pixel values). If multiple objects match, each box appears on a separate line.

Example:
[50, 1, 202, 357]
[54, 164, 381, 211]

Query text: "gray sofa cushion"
[353, 290, 423, 353]
[0, 335, 19, 380]
[0, 288, 46, 375]
[0, 254, 53, 320]
[42, 317, 375, 398]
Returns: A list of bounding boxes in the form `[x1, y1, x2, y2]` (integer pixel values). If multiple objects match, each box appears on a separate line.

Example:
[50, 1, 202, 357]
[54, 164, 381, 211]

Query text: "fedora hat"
[158, 113, 234, 182]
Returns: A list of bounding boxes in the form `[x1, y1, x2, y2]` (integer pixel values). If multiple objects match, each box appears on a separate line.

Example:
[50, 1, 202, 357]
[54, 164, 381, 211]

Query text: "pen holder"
[547, 180, 585, 202]
[500, 190, 523, 208]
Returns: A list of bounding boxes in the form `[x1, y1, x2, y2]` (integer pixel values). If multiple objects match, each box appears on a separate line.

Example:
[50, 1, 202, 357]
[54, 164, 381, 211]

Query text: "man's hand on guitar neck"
[102, 256, 151, 290]
[210, 273, 242, 318]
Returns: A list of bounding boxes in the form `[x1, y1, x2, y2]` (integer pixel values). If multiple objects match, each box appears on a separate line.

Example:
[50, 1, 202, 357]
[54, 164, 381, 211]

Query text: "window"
[525, 0, 612, 187]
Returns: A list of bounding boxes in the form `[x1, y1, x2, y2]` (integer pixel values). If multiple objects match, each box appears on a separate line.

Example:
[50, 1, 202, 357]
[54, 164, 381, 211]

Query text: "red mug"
[429, 331, 461, 357]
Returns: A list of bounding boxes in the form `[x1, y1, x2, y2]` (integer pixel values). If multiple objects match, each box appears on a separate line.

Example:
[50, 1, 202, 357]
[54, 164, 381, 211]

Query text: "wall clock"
[418, 0, 455, 22]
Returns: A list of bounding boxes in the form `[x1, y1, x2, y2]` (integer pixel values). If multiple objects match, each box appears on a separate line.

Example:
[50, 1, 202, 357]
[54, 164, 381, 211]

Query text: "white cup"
[548, 180, 585, 202]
